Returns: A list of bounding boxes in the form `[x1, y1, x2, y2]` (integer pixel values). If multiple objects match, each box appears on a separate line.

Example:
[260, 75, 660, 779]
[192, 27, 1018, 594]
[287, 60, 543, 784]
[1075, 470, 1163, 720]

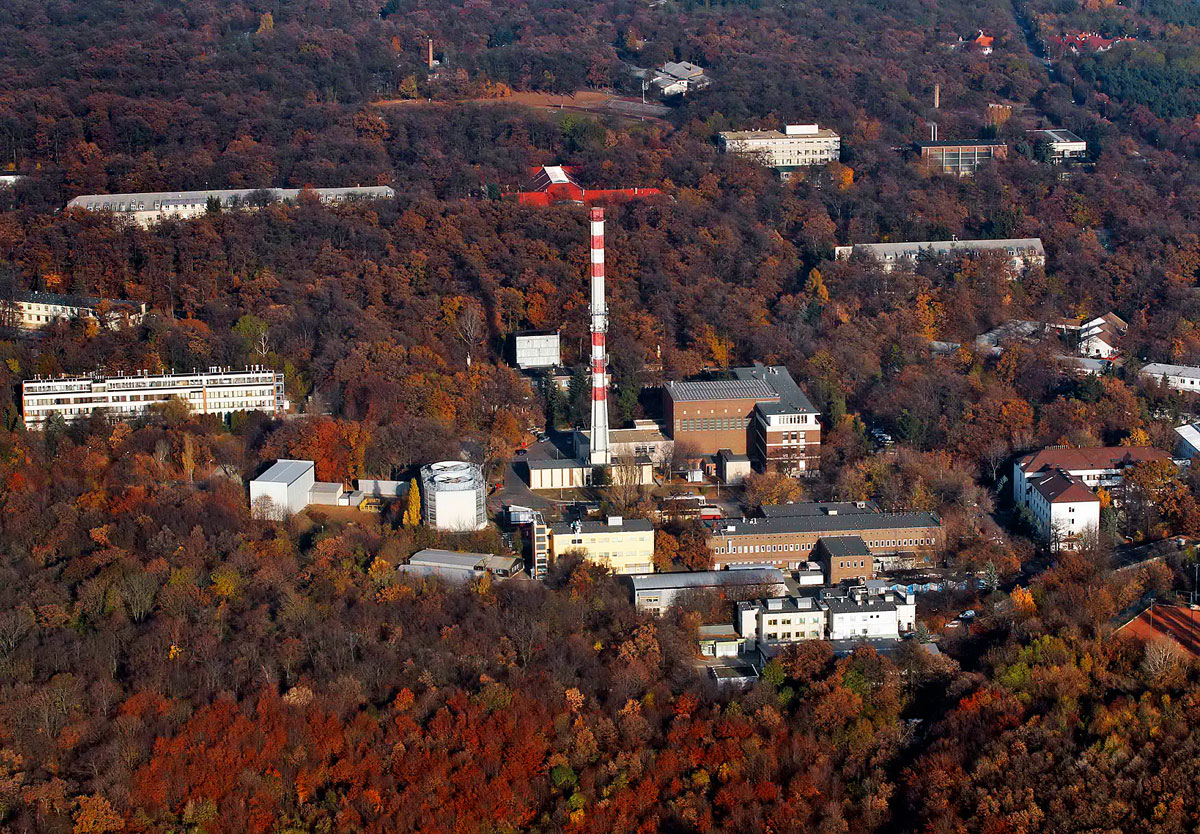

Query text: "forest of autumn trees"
[3, 0, 1200, 829]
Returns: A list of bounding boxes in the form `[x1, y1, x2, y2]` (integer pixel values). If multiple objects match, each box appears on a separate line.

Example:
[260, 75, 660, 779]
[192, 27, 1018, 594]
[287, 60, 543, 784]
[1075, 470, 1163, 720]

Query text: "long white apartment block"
[22, 366, 288, 428]
[67, 186, 395, 228]
[718, 124, 841, 179]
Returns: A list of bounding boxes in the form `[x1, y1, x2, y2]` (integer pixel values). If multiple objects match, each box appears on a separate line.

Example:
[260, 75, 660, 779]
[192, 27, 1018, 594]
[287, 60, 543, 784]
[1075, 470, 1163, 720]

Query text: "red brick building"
[663, 364, 821, 476]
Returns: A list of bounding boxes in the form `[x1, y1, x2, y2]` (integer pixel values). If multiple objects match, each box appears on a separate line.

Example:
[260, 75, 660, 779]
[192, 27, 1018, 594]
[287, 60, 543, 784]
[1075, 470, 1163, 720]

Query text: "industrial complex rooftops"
[733, 365, 818, 413]
[627, 567, 785, 591]
[710, 511, 941, 536]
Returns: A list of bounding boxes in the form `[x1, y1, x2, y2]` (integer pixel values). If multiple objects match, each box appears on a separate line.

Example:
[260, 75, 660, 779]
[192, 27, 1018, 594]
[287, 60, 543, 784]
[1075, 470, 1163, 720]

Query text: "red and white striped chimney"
[588, 207, 610, 466]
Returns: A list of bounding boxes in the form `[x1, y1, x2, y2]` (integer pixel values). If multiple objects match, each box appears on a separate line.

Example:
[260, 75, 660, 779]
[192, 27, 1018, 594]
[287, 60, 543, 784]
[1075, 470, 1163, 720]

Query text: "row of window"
[677, 417, 750, 431]
[715, 537, 936, 555]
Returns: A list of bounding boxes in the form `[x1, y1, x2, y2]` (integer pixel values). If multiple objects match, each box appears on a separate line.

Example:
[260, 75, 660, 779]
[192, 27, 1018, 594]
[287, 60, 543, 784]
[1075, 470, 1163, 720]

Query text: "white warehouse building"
[250, 460, 317, 519]
[22, 366, 288, 429]
[420, 461, 487, 531]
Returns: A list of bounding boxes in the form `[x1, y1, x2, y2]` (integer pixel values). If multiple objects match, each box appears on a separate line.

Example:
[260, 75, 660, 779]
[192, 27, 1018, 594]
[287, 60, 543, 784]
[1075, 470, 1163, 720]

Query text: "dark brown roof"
[1031, 470, 1099, 504]
[1018, 446, 1171, 474]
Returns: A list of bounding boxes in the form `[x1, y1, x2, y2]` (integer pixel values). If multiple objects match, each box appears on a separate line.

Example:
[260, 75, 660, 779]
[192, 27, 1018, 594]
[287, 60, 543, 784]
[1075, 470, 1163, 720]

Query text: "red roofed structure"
[1049, 32, 1129, 53]
[507, 166, 665, 207]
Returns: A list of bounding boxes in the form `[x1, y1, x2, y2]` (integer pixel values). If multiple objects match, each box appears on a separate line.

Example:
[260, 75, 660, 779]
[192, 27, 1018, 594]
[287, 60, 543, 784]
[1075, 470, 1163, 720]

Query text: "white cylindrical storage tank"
[420, 461, 487, 531]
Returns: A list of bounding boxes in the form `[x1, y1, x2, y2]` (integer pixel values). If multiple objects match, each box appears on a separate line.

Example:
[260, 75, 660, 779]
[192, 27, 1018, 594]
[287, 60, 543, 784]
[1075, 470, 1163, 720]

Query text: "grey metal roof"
[760, 501, 880, 518]
[817, 535, 871, 557]
[822, 596, 898, 614]
[665, 364, 817, 414]
[732, 364, 818, 413]
[1142, 362, 1200, 380]
[528, 458, 587, 470]
[551, 518, 654, 535]
[253, 459, 314, 485]
[627, 568, 785, 592]
[1029, 128, 1084, 144]
[13, 290, 144, 311]
[710, 511, 941, 537]
[665, 378, 776, 402]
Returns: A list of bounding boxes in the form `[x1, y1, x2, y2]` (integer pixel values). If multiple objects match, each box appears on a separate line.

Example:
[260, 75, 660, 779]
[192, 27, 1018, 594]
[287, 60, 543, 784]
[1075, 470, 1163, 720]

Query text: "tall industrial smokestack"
[427, 38, 434, 70]
[934, 83, 940, 110]
[588, 207, 610, 466]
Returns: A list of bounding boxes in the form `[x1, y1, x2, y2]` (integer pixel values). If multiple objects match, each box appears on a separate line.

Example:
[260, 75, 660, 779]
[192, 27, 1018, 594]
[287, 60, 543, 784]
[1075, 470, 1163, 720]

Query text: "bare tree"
[609, 454, 647, 515]
[455, 300, 486, 368]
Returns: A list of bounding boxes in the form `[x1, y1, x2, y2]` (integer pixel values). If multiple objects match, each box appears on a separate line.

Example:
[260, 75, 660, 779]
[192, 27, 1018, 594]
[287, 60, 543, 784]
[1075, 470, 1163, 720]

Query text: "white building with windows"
[1027, 128, 1087, 163]
[719, 124, 841, 180]
[67, 185, 395, 228]
[834, 238, 1045, 273]
[1141, 362, 1200, 394]
[737, 595, 826, 649]
[1011, 446, 1171, 550]
[3, 291, 147, 331]
[22, 366, 287, 429]
[820, 586, 915, 641]
[736, 586, 916, 647]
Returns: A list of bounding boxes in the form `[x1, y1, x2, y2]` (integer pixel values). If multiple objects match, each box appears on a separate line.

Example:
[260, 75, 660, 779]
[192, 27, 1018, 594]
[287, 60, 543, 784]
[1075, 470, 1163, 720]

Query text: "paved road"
[489, 435, 580, 519]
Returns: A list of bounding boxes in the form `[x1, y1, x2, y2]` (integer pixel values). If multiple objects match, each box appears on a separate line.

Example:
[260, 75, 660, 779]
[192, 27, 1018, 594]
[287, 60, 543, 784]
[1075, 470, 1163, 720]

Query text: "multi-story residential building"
[511, 330, 561, 369]
[1141, 362, 1200, 394]
[736, 586, 916, 649]
[1019, 467, 1101, 550]
[664, 364, 821, 476]
[2, 291, 147, 331]
[820, 586, 916, 641]
[737, 596, 826, 648]
[915, 140, 1007, 175]
[550, 516, 655, 574]
[1013, 446, 1173, 550]
[834, 238, 1045, 274]
[22, 366, 287, 429]
[718, 124, 841, 180]
[67, 185, 395, 228]
[1027, 128, 1087, 163]
[626, 568, 787, 615]
[816, 535, 873, 585]
[1013, 446, 1172, 497]
[708, 509, 943, 570]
